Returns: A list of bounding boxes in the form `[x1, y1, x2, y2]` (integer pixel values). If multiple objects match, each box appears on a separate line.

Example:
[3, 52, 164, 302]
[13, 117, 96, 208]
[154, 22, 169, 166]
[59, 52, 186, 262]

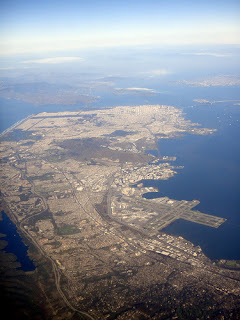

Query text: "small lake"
[0, 211, 35, 271]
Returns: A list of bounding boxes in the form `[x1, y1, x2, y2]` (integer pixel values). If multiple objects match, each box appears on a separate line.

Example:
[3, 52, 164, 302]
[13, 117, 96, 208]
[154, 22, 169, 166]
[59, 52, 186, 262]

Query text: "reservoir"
[0, 211, 35, 271]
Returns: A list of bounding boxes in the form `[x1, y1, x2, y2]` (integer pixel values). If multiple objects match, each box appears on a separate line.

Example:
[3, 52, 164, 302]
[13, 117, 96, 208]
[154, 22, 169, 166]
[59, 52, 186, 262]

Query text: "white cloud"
[182, 52, 232, 57]
[115, 87, 158, 94]
[0, 66, 31, 70]
[149, 69, 172, 76]
[21, 57, 84, 64]
[124, 87, 156, 92]
[140, 69, 173, 77]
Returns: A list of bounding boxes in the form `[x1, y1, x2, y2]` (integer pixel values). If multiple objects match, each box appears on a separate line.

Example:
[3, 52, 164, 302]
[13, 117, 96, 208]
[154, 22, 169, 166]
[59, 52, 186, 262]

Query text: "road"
[10, 155, 96, 320]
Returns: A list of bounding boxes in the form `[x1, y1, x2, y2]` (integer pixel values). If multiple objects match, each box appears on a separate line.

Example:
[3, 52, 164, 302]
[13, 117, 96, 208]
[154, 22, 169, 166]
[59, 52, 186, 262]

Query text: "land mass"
[0, 82, 98, 106]
[0, 105, 239, 319]
[178, 75, 240, 87]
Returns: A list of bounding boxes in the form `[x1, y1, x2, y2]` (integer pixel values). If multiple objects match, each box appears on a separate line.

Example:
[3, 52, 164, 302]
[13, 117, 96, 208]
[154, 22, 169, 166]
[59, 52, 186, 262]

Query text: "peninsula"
[0, 105, 239, 319]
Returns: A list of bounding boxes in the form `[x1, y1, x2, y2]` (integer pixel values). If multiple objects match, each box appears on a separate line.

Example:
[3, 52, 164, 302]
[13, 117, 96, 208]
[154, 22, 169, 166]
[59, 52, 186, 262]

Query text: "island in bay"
[0, 104, 239, 319]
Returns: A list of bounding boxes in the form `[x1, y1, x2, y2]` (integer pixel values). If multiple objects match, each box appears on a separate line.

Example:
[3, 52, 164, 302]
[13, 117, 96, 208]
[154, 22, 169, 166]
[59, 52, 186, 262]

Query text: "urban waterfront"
[0, 89, 240, 261]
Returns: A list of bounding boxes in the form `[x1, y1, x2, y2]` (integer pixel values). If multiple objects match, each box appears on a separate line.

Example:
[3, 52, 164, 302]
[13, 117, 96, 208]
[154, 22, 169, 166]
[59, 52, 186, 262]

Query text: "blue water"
[144, 103, 240, 260]
[0, 211, 35, 271]
[0, 97, 89, 133]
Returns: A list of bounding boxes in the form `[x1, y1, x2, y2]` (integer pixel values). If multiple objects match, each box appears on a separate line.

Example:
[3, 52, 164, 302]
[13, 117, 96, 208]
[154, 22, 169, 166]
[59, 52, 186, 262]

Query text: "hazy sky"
[1, 0, 240, 55]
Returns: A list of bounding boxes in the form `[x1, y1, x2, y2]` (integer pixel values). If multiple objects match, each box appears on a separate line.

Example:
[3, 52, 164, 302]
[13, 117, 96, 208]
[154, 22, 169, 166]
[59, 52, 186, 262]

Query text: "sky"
[0, 0, 240, 56]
